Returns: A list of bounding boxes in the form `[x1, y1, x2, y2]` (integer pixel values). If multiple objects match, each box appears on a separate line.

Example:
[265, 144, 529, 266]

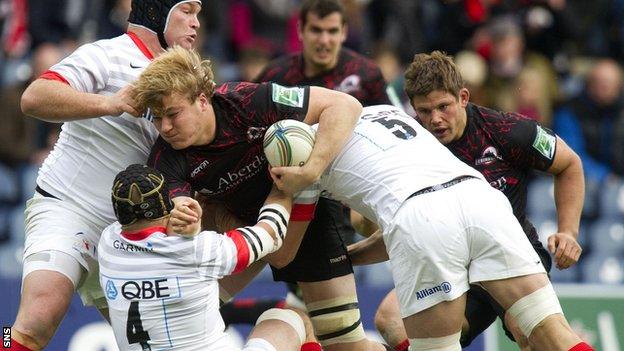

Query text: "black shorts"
[461, 240, 552, 346]
[271, 197, 355, 283]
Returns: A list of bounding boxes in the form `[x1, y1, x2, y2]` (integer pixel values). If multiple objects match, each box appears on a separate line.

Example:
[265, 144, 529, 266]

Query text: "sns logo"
[106, 280, 118, 300]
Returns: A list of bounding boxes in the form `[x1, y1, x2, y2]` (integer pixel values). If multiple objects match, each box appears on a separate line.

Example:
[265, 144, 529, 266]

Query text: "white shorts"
[384, 179, 545, 318]
[23, 193, 109, 308]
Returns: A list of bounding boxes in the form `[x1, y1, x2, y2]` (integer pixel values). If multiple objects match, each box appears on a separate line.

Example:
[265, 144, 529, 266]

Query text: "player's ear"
[198, 93, 209, 110]
[341, 23, 348, 42]
[458, 88, 470, 108]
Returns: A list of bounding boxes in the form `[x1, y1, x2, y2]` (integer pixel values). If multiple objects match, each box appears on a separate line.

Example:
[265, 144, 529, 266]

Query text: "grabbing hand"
[169, 196, 202, 237]
[547, 232, 582, 269]
[269, 165, 318, 195]
[106, 84, 140, 117]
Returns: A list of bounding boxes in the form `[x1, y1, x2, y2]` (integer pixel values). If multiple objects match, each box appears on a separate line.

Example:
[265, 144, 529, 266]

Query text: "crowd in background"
[1, 0, 623, 284]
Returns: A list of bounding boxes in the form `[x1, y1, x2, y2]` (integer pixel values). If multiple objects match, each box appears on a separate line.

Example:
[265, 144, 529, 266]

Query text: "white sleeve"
[48, 42, 111, 93]
[194, 231, 239, 279]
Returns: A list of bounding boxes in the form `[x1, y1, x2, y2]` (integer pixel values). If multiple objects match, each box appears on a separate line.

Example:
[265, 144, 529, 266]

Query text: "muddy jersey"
[446, 103, 557, 243]
[256, 48, 390, 107]
[148, 82, 309, 222]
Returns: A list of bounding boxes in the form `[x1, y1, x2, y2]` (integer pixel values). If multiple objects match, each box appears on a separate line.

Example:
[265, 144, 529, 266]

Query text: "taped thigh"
[507, 284, 563, 337]
[306, 295, 366, 346]
[23, 250, 86, 289]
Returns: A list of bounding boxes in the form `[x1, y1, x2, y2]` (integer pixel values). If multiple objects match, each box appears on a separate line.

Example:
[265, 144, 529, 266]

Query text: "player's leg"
[480, 275, 583, 350]
[221, 298, 286, 326]
[374, 285, 501, 350]
[10, 195, 102, 350]
[299, 275, 385, 351]
[374, 290, 409, 350]
[273, 198, 383, 351]
[462, 181, 591, 351]
[243, 308, 306, 351]
[11, 269, 76, 350]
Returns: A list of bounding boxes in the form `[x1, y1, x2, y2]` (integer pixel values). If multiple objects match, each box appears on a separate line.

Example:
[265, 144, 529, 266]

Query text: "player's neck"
[127, 25, 165, 57]
[122, 218, 168, 234]
[303, 57, 337, 78]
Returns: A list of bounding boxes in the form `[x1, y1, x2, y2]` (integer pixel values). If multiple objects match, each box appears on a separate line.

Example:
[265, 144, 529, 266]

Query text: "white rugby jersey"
[98, 223, 244, 351]
[37, 32, 158, 229]
[318, 105, 484, 230]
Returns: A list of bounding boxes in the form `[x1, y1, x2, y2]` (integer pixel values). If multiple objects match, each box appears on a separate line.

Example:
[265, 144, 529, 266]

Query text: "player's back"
[98, 222, 238, 350]
[37, 34, 158, 228]
[319, 105, 484, 229]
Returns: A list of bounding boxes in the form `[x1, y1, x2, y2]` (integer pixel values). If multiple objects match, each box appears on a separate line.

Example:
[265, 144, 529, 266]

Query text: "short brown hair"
[133, 46, 216, 117]
[404, 51, 464, 100]
[299, 0, 345, 27]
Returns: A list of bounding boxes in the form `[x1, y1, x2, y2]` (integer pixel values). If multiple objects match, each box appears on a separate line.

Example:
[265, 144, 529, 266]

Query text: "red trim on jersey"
[127, 31, 154, 60]
[4, 338, 34, 351]
[569, 342, 594, 351]
[395, 339, 409, 351]
[121, 226, 166, 241]
[40, 70, 70, 85]
[226, 229, 250, 273]
[291, 203, 316, 221]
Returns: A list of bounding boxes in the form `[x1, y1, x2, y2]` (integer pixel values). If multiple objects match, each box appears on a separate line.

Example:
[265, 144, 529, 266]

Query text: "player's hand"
[169, 196, 202, 237]
[106, 84, 140, 117]
[547, 232, 582, 269]
[269, 166, 317, 195]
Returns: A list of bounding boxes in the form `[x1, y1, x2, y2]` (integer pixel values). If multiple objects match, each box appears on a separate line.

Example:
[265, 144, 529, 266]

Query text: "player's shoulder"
[215, 81, 264, 96]
[257, 54, 300, 81]
[341, 48, 378, 67]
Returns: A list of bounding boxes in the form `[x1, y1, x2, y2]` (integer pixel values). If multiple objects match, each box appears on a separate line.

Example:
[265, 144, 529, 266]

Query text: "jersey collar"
[121, 226, 166, 241]
[127, 31, 154, 60]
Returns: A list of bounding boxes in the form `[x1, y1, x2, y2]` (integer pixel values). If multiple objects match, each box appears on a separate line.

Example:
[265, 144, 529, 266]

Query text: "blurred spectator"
[95, 0, 131, 39]
[454, 49, 489, 106]
[372, 45, 412, 113]
[228, 0, 298, 59]
[236, 44, 273, 81]
[0, 43, 61, 169]
[554, 58, 624, 184]
[483, 15, 559, 126]
[28, 0, 87, 50]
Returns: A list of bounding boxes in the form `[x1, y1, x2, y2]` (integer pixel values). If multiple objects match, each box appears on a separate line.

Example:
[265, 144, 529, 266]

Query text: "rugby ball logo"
[263, 120, 316, 167]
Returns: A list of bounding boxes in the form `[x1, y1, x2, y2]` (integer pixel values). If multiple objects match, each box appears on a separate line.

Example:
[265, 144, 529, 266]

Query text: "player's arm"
[226, 186, 293, 273]
[347, 230, 389, 265]
[546, 136, 584, 269]
[21, 44, 139, 122]
[21, 79, 139, 122]
[272, 87, 362, 194]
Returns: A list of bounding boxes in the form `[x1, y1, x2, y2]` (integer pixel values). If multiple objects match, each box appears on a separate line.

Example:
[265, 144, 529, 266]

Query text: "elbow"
[266, 249, 296, 269]
[20, 88, 39, 117]
[345, 94, 363, 120]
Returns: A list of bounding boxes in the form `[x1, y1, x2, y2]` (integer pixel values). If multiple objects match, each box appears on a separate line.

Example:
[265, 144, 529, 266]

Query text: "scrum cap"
[112, 164, 173, 225]
[128, 0, 201, 49]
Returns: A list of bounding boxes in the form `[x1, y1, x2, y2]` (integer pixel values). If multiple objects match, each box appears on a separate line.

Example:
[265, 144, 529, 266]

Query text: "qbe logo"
[3, 327, 10, 348]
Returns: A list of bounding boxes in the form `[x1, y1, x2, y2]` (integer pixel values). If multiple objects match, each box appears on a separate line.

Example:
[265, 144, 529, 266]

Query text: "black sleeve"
[147, 137, 192, 198]
[496, 113, 557, 172]
[253, 82, 310, 124]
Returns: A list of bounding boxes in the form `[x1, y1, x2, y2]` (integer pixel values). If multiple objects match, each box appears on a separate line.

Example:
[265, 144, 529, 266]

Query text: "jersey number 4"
[127, 301, 151, 350]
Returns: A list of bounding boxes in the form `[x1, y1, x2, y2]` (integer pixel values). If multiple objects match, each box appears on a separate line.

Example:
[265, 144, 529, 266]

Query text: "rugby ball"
[263, 120, 316, 167]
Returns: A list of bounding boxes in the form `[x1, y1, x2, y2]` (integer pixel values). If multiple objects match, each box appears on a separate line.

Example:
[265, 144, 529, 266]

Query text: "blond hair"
[404, 51, 464, 100]
[133, 46, 216, 117]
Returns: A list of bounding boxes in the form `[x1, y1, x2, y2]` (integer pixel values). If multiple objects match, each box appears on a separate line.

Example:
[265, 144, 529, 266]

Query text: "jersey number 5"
[127, 301, 151, 350]
[362, 113, 417, 140]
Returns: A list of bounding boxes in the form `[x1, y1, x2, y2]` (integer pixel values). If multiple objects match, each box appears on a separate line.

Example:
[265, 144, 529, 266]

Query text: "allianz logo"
[416, 282, 452, 300]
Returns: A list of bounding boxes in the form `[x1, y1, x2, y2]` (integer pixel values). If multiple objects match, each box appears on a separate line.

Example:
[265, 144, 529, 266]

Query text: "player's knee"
[409, 331, 461, 351]
[307, 295, 367, 347]
[256, 308, 306, 344]
[507, 284, 563, 338]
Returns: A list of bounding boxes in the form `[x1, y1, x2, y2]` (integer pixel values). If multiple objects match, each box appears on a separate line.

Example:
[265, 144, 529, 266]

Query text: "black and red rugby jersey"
[447, 103, 557, 243]
[148, 82, 309, 222]
[256, 48, 390, 107]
